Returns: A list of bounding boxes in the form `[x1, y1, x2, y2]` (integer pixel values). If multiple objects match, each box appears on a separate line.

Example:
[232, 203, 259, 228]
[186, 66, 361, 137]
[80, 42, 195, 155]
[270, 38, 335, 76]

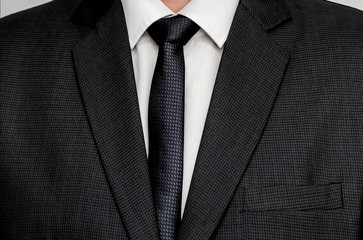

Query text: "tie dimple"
[147, 16, 199, 240]
[147, 15, 200, 46]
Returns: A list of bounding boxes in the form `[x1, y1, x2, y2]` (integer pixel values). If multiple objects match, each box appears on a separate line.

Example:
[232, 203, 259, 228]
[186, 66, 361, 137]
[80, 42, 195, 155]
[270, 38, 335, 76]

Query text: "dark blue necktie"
[147, 16, 199, 240]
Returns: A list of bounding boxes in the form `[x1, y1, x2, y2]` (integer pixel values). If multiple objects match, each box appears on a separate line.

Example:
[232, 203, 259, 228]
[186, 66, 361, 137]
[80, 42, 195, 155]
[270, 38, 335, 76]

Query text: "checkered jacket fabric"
[1, 0, 363, 239]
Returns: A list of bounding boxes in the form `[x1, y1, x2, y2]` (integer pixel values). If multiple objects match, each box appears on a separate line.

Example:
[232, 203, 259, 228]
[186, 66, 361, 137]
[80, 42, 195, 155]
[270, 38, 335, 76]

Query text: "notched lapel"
[179, 1, 291, 239]
[72, 0, 159, 239]
[241, 0, 291, 31]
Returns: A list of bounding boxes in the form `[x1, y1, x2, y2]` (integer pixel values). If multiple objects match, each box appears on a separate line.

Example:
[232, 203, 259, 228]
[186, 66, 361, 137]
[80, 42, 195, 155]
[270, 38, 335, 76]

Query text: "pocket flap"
[243, 183, 343, 211]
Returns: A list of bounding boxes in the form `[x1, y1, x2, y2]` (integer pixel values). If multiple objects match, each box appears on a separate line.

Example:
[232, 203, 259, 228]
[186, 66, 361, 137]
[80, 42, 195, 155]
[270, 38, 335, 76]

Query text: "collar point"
[214, 36, 226, 49]
[130, 42, 136, 49]
[216, 42, 224, 49]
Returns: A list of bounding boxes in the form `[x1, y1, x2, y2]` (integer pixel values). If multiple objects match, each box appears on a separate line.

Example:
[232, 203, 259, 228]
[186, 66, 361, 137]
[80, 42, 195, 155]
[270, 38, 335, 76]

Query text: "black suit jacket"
[1, 0, 363, 239]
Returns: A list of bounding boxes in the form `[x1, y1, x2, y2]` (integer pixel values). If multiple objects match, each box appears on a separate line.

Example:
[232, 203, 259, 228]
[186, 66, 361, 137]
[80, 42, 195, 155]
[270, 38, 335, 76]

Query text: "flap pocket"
[243, 183, 343, 211]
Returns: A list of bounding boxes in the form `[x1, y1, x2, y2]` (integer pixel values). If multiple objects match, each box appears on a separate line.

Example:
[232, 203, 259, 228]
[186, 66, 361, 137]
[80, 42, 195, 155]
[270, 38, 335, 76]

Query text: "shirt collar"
[120, 0, 240, 49]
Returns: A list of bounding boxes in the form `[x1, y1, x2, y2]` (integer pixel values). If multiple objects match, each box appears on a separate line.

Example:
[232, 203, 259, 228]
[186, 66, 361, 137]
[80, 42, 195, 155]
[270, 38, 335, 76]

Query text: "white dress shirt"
[120, 0, 239, 217]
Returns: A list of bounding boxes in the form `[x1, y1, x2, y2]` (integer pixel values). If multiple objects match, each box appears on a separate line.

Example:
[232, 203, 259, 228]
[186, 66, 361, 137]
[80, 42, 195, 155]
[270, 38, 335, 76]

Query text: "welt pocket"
[242, 183, 343, 212]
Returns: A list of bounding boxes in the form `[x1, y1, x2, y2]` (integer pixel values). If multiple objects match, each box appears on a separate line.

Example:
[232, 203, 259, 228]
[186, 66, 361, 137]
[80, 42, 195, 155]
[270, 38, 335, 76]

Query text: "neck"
[162, 0, 191, 13]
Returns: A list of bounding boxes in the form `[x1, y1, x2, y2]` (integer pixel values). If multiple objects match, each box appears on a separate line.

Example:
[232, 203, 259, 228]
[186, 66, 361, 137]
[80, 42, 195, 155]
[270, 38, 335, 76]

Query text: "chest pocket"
[242, 183, 343, 212]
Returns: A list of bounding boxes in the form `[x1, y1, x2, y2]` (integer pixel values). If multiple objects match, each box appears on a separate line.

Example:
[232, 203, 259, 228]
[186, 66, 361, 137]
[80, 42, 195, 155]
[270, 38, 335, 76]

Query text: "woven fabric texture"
[147, 16, 199, 240]
[1, 0, 363, 239]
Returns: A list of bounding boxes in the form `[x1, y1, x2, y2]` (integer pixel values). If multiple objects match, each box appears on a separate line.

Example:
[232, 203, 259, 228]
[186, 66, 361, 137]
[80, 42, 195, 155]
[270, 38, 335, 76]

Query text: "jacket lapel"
[179, 1, 291, 239]
[72, 0, 159, 239]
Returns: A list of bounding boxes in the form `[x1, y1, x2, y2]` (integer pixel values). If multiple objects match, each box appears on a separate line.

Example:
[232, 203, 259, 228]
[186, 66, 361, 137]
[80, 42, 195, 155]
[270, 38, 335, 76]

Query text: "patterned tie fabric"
[147, 16, 200, 240]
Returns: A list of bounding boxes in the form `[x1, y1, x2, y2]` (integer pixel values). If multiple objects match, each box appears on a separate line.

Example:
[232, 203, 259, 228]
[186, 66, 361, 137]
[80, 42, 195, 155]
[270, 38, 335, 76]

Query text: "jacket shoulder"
[0, 0, 82, 22]
[286, 0, 363, 30]
[281, 0, 363, 52]
[0, 0, 82, 37]
[0, 0, 88, 61]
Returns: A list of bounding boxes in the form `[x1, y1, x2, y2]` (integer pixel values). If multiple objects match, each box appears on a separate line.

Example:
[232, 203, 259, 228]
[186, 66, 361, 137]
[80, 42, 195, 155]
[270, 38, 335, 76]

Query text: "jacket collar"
[178, 1, 291, 238]
[241, 0, 291, 31]
[72, 0, 159, 238]
[71, 0, 291, 239]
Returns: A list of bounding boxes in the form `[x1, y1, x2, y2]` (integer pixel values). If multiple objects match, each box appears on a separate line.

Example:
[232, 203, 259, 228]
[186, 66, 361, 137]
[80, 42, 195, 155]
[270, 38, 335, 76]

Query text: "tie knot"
[147, 16, 200, 46]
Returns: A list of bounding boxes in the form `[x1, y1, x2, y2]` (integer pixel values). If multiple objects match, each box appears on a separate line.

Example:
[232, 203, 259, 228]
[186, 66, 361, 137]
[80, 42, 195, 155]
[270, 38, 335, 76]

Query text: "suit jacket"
[1, 0, 363, 239]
